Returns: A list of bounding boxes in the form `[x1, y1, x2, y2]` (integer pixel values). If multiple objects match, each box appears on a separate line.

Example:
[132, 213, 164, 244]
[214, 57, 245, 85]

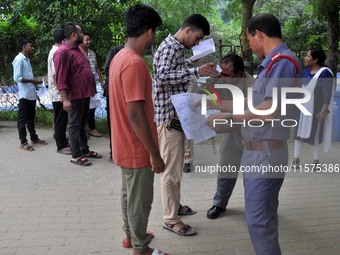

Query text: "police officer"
[207, 13, 302, 255]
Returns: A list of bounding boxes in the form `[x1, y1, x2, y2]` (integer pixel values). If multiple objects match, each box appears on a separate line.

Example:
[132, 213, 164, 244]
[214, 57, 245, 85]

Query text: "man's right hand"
[63, 99, 72, 113]
[199, 63, 219, 77]
[32, 79, 42, 85]
[150, 153, 165, 174]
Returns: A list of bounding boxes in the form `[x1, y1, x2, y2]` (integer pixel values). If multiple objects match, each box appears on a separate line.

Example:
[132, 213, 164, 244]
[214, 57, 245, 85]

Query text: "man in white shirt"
[48, 29, 70, 154]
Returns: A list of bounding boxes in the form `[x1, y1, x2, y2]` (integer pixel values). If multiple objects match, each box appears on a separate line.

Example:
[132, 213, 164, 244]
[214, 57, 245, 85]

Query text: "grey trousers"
[213, 133, 243, 208]
[121, 166, 154, 252]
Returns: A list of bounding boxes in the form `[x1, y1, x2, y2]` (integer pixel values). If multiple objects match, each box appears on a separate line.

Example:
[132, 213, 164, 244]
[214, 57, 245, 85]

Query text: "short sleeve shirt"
[109, 48, 158, 168]
[242, 42, 302, 141]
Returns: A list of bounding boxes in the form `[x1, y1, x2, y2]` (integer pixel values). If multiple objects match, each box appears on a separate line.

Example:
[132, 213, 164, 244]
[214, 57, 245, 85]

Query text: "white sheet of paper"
[171, 93, 216, 144]
[216, 64, 222, 73]
[190, 38, 215, 61]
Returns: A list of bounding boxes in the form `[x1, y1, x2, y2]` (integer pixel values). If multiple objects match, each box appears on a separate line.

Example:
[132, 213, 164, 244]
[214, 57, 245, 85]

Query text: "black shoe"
[207, 205, 226, 219]
[183, 163, 191, 173]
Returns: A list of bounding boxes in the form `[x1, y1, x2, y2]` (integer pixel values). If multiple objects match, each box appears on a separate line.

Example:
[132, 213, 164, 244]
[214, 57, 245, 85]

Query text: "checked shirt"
[153, 34, 200, 126]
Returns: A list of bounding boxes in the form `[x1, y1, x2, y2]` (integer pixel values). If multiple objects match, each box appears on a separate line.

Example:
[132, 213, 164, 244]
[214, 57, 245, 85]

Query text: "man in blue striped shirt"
[153, 14, 219, 236]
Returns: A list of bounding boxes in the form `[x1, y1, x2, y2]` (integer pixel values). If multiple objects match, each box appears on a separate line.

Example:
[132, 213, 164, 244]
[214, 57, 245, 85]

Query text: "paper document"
[171, 93, 216, 144]
[190, 38, 215, 61]
[216, 64, 222, 73]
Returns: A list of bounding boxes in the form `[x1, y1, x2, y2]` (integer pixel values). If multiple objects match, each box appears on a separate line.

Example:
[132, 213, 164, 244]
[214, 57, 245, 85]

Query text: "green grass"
[0, 108, 53, 127]
[95, 118, 109, 136]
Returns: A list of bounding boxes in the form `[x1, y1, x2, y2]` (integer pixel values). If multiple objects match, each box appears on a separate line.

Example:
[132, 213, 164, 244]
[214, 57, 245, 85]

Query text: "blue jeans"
[69, 98, 90, 158]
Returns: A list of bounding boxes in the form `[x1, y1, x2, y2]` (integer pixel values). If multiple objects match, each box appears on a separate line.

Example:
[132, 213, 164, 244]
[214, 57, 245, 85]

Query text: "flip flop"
[152, 248, 171, 255]
[178, 204, 196, 215]
[70, 157, 92, 166]
[162, 222, 196, 236]
[122, 231, 154, 248]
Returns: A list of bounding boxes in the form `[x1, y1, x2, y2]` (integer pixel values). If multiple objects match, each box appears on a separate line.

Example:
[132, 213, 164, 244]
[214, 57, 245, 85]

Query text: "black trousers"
[69, 98, 90, 158]
[17, 98, 38, 144]
[88, 108, 96, 130]
[106, 95, 112, 158]
[52, 101, 69, 150]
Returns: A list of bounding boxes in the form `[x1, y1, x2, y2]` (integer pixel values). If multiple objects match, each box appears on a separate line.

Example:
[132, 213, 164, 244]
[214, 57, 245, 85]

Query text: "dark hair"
[181, 14, 210, 36]
[221, 53, 245, 75]
[64, 22, 79, 39]
[247, 13, 282, 39]
[308, 47, 326, 66]
[53, 29, 65, 44]
[18, 39, 33, 52]
[83, 33, 89, 37]
[125, 4, 162, 38]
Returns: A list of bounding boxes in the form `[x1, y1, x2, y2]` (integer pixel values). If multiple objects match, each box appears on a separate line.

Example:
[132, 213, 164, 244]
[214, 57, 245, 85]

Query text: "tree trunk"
[240, 0, 256, 75]
[324, 4, 339, 76]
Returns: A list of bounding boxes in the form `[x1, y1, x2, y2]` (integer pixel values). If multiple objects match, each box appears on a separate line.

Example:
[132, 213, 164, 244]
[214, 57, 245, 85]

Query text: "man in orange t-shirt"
[108, 4, 169, 255]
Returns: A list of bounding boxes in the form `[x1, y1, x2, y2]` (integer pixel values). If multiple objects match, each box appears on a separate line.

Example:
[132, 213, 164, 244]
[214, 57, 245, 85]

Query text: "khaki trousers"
[184, 138, 194, 164]
[121, 166, 154, 252]
[157, 121, 185, 224]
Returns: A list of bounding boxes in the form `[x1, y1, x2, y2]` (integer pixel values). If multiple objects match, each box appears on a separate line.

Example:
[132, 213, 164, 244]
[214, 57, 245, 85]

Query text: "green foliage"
[254, 0, 329, 51]
[35, 108, 53, 125]
[144, 0, 224, 44]
[0, 0, 338, 88]
[0, 15, 38, 85]
[0, 0, 138, 86]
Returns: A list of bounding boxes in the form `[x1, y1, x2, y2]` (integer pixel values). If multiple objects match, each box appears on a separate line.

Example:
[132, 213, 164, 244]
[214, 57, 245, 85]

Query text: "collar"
[167, 34, 185, 50]
[18, 52, 29, 60]
[62, 41, 79, 49]
[259, 42, 288, 69]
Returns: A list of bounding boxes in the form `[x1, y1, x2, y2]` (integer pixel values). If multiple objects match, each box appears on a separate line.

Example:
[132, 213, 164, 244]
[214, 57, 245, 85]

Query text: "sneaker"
[89, 129, 103, 137]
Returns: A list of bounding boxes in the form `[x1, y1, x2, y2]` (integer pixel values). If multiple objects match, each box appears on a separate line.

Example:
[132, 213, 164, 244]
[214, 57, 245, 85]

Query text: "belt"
[243, 140, 285, 151]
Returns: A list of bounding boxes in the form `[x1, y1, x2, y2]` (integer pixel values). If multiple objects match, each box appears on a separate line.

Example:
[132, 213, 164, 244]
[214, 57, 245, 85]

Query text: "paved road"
[0, 121, 339, 255]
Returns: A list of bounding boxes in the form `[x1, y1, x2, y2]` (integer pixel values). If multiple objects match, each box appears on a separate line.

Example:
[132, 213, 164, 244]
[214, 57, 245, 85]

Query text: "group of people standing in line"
[12, 3, 334, 255]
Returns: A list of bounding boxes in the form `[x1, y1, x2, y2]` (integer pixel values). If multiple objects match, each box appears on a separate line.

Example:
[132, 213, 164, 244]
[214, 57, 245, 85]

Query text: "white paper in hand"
[216, 65, 222, 73]
[190, 38, 215, 61]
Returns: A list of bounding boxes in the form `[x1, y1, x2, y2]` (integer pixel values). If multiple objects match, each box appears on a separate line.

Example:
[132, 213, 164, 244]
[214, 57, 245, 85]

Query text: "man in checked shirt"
[153, 14, 219, 236]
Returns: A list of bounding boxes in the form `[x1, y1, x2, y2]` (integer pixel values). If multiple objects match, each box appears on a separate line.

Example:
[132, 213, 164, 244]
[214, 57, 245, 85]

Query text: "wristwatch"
[321, 109, 330, 114]
[225, 112, 233, 122]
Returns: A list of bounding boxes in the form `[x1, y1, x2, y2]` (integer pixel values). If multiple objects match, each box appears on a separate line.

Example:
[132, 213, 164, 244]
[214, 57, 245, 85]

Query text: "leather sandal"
[122, 231, 154, 248]
[83, 151, 102, 158]
[20, 142, 35, 151]
[292, 158, 300, 168]
[32, 139, 48, 145]
[70, 157, 92, 166]
[162, 222, 197, 236]
[178, 204, 196, 215]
